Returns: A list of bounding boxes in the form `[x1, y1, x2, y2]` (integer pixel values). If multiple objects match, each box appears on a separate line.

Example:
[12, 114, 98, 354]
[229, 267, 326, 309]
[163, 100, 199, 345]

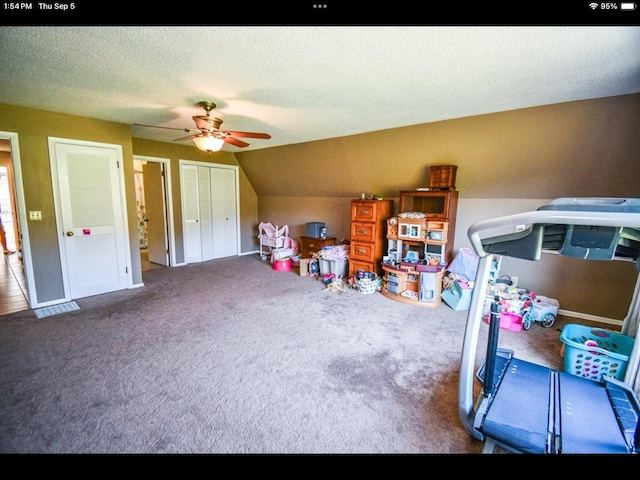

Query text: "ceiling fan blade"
[224, 131, 271, 139]
[133, 123, 193, 133]
[193, 116, 220, 132]
[224, 136, 250, 148]
[174, 133, 200, 141]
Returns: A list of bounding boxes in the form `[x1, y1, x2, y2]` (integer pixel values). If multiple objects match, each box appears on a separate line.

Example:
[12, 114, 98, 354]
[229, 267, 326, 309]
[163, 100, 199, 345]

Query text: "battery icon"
[621, 2, 637, 9]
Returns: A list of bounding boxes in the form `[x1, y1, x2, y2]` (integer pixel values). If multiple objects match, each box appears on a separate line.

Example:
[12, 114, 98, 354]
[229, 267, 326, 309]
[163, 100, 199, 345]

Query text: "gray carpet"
[0, 254, 584, 454]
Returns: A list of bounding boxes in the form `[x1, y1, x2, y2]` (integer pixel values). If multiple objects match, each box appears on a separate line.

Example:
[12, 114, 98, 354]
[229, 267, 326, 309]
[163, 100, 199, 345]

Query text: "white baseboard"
[559, 308, 623, 328]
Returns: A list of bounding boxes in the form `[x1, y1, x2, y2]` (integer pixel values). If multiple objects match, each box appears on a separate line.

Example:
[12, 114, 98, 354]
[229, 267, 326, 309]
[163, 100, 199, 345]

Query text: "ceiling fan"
[134, 101, 271, 152]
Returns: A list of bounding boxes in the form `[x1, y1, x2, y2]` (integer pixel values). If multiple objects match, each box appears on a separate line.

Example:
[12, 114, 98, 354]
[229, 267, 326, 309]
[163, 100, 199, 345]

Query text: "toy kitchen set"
[380, 165, 458, 307]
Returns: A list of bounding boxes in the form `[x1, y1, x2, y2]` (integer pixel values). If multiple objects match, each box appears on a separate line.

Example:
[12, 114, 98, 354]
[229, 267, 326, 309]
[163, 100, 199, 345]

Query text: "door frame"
[0, 131, 35, 306]
[49, 137, 133, 301]
[134, 155, 175, 267]
[179, 159, 240, 263]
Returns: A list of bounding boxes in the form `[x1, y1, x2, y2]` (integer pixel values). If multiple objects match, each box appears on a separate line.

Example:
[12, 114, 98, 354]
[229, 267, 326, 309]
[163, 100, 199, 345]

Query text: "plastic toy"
[520, 292, 559, 330]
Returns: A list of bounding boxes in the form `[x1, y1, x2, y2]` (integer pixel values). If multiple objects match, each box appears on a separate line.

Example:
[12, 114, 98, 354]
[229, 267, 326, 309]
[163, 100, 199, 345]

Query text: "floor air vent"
[34, 301, 80, 319]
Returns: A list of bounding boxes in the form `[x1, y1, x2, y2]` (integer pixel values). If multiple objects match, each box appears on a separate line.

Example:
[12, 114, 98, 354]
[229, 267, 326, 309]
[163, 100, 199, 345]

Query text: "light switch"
[29, 211, 42, 220]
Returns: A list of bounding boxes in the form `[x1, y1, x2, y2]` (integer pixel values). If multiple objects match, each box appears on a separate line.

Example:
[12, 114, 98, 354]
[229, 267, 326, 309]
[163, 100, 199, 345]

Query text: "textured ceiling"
[1, 26, 639, 152]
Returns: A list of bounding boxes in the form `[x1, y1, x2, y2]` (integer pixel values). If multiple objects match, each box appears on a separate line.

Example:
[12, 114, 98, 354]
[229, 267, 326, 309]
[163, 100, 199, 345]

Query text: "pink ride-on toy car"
[520, 292, 559, 330]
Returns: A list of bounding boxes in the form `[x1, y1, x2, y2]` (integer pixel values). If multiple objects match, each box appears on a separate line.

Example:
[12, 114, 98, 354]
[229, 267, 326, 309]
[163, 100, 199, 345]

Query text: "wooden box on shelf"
[429, 165, 457, 190]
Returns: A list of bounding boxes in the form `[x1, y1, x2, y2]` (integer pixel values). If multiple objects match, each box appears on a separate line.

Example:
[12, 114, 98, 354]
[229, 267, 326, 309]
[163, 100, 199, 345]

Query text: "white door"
[198, 166, 215, 261]
[52, 140, 130, 299]
[182, 164, 202, 263]
[143, 162, 169, 266]
[181, 162, 238, 263]
[211, 167, 237, 258]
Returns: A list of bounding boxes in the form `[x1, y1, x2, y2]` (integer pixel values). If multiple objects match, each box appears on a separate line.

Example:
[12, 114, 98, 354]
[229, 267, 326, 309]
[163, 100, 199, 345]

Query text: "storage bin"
[318, 258, 348, 278]
[305, 222, 325, 238]
[442, 280, 473, 311]
[560, 324, 635, 382]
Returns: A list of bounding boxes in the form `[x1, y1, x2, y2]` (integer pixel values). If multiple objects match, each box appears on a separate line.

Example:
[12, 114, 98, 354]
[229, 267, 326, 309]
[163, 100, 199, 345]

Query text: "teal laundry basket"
[560, 324, 635, 383]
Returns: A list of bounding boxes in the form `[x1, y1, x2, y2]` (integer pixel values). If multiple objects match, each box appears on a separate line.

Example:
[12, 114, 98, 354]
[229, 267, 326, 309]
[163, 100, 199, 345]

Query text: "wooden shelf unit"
[398, 189, 458, 264]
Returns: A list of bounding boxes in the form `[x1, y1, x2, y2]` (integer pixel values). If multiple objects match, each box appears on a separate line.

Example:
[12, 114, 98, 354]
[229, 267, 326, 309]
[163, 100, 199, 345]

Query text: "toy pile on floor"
[441, 248, 559, 331]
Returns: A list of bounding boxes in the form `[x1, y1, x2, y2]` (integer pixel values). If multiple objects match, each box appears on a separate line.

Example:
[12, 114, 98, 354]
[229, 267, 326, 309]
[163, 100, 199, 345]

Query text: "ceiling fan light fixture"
[193, 135, 225, 153]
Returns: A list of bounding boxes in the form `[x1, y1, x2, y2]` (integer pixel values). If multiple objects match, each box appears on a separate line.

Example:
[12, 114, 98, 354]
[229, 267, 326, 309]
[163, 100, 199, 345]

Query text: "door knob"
[66, 231, 74, 236]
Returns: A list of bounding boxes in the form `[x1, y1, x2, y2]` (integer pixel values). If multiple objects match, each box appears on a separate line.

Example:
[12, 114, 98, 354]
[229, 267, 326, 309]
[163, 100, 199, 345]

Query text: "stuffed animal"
[442, 272, 456, 290]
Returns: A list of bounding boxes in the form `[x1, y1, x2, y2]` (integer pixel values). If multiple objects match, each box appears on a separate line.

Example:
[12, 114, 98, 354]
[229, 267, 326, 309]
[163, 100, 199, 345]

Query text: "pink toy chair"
[258, 222, 291, 261]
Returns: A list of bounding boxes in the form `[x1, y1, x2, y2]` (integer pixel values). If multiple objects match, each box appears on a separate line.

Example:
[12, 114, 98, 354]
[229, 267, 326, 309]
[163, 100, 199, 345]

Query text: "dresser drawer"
[349, 259, 378, 278]
[299, 236, 336, 258]
[351, 201, 379, 222]
[350, 222, 379, 242]
[350, 241, 375, 263]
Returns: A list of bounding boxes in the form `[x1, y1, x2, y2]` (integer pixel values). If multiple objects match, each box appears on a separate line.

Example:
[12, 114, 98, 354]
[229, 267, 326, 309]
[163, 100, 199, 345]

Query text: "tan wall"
[131, 138, 259, 260]
[238, 94, 640, 321]
[1, 94, 639, 321]
[237, 95, 640, 200]
[0, 104, 259, 303]
[0, 104, 137, 302]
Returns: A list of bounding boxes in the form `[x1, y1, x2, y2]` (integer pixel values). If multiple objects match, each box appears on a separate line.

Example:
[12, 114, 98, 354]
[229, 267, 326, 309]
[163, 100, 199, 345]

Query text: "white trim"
[49, 141, 71, 302]
[0, 131, 37, 306]
[558, 308, 623, 328]
[133, 155, 175, 267]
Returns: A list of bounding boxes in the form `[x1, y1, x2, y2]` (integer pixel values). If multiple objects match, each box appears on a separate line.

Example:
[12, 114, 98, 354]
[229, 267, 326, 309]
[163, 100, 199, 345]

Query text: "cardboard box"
[299, 258, 310, 276]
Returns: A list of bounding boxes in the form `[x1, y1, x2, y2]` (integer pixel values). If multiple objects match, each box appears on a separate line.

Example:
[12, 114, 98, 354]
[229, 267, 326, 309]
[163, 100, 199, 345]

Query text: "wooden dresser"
[299, 236, 336, 259]
[349, 199, 393, 278]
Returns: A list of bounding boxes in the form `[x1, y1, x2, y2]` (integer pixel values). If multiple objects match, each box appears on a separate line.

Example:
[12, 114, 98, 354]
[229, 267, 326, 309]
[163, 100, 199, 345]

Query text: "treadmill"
[458, 198, 640, 454]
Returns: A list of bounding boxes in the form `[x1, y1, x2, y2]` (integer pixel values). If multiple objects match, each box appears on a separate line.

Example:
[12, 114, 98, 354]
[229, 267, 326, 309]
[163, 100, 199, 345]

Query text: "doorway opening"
[133, 156, 174, 272]
[0, 139, 28, 314]
[0, 164, 18, 251]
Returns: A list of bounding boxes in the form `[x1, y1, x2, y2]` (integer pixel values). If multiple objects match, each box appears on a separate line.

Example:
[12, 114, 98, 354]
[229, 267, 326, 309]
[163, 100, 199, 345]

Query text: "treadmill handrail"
[469, 210, 640, 259]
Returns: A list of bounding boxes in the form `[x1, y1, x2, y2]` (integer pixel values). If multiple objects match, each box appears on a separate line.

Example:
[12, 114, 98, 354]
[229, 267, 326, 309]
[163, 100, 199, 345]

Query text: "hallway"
[0, 252, 28, 315]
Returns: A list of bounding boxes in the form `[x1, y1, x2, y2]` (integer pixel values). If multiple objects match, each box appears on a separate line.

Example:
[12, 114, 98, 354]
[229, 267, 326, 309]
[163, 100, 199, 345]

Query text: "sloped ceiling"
[1, 26, 639, 152]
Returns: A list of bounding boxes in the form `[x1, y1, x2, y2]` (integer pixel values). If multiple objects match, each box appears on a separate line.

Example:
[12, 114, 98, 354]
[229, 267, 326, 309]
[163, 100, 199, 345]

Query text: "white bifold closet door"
[182, 163, 238, 263]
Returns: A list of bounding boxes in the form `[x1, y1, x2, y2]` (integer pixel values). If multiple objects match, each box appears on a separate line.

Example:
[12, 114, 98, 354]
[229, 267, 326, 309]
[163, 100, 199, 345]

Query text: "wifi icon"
[589, 2, 599, 8]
